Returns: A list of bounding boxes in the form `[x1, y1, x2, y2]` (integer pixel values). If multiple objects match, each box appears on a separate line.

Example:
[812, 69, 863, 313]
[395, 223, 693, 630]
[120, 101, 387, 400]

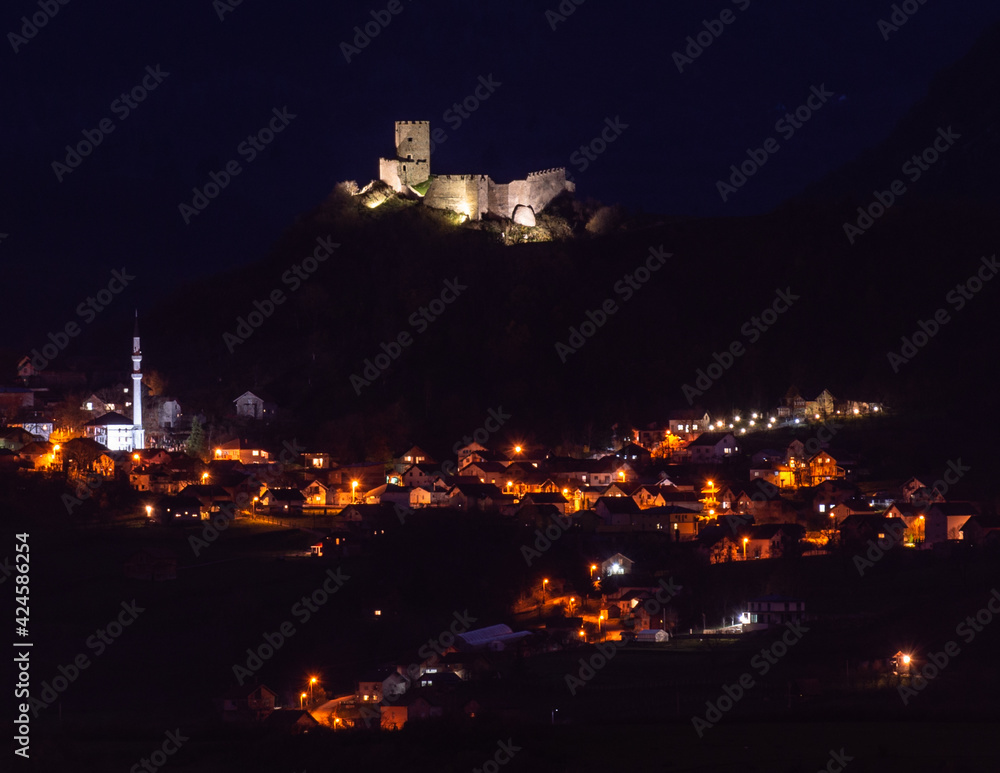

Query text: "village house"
[214, 439, 270, 465]
[260, 488, 306, 515]
[668, 410, 712, 435]
[302, 479, 330, 506]
[960, 515, 1000, 546]
[392, 445, 434, 473]
[220, 684, 277, 723]
[601, 552, 634, 576]
[925, 502, 979, 543]
[803, 451, 845, 487]
[744, 595, 806, 628]
[233, 391, 276, 420]
[448, 482, 506, 510]
[686, 432, 739, 464]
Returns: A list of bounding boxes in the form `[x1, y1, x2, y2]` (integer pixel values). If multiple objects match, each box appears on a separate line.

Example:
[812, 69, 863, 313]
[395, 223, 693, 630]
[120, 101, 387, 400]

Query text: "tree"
[186, 417, 206, 460]
[53, 393, 90, 433]
[145, 370, 168, 397]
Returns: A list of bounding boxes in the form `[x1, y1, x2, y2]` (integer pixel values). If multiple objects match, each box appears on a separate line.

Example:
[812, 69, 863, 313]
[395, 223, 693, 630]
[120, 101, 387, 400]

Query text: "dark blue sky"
[3, 0, 1000, 350]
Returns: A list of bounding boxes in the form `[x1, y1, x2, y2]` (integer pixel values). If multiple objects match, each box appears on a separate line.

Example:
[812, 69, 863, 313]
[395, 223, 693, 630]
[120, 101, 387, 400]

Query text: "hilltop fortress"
[374, 121, 574, 226]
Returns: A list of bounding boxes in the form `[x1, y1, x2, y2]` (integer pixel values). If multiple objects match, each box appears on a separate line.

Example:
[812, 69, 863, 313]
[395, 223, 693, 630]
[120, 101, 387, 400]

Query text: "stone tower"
[379, 120, 431, 191]
[131, 311, 145, 451]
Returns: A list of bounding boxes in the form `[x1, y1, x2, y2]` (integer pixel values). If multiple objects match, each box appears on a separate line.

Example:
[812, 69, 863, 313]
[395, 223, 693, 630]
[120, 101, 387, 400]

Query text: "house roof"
[449, 482, 503, 497]
[687, 432, 733, 447]
[84, 411, 134, 427]
[264, 488, 306, 502]
[522, 492, 568, 504]
[930, 502, 980, 516]
[263, 709, 318, 729]
[750, 523, 804, 540]
[595, 496, 640, 514]
[749, 593, 803, 603]
[962, 515, 1000, 530]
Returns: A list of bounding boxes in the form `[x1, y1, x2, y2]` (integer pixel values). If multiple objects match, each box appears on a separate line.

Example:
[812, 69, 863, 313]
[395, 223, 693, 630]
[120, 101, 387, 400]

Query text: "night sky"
[4, 0, 1000, 351]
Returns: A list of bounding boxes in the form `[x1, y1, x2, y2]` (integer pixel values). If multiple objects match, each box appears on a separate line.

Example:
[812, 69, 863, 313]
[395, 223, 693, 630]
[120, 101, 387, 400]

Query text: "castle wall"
[376, 121, 574, 223]
[394, 121, 431, 186]
[424, 175, 485, 219]
[485, 168, 572, 219]
[379, 158, 402, 192]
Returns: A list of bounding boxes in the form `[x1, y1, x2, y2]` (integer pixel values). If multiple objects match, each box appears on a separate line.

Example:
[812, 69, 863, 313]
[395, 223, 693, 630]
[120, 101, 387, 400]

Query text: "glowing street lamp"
[514, 445, 523, 455]
[351, 480, 359, 503]
[742, 537, 749, 560]
[201, 472, 209, 483]
[300, 692, 307, 709]
[309, 676, 318, 702]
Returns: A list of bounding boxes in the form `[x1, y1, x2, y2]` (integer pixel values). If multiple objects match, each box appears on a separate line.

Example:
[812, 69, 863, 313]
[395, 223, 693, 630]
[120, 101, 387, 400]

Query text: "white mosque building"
[83, 314, 146, 452]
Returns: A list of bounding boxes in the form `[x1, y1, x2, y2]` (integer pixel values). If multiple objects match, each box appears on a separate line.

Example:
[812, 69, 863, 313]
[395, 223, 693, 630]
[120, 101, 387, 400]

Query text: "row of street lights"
[299, 676, 318, 709]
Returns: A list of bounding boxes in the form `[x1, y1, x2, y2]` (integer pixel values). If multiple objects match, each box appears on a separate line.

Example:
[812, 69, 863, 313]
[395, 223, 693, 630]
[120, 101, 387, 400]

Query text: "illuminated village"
[4, 319, 992, 737]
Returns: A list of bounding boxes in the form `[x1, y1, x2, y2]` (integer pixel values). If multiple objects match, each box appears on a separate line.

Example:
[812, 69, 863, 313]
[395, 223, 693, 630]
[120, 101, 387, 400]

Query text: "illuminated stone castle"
[377, 121, 574, 226]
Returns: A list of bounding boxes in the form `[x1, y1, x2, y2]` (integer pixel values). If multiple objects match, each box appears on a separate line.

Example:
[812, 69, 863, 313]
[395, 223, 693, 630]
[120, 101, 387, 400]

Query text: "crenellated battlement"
[526, 167, 566, 179]
[376, 122, 573, 222]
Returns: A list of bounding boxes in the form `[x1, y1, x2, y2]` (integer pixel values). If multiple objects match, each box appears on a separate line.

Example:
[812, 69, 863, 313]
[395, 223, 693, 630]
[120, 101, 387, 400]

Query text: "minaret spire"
[132, 310, 145, 450]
